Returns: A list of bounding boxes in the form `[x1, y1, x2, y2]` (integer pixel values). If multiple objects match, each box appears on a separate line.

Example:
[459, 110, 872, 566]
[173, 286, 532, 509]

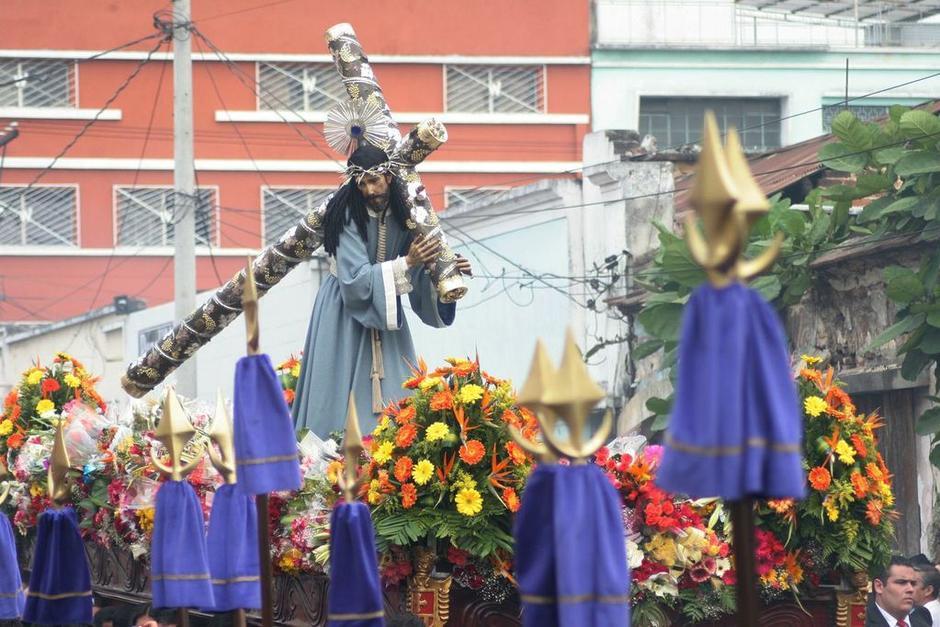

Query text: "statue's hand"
[406, 234, 441, 269]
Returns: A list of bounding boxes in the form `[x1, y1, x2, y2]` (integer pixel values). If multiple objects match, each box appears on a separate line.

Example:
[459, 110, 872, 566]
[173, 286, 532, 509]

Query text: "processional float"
[122, 22, 466, 398]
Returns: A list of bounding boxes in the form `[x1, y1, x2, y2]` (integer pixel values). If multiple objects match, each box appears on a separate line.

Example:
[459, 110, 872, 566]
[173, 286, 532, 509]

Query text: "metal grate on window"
[262, 188, 333, 245]
[446, 65, 544, 114]
[639, 97, 782, 152]
[445, 188, 510, 211]
[257, 62, 346, 112]
[115, 187, 216, 247]
[0, 59, 75, 108]
[821, 104, 890, 132]
[138, 322, 173, 355]
[0, 186, 77, 246]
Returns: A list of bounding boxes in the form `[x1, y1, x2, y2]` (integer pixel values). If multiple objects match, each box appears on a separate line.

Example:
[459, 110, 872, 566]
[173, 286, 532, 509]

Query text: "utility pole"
[173, 0, 197, 398]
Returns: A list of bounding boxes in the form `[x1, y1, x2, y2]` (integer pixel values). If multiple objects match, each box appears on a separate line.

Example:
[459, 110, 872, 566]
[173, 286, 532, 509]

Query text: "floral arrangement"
[1, 352, 106, 464]
[276, 354, 303, 408]
[595, 440, 738, 624]
[757, 356, 897, 579]
[344, 357, 537, 575]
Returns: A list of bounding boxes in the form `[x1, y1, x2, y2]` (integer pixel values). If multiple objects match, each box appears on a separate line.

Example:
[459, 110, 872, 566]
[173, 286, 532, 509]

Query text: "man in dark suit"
[867, 555, 931, 627]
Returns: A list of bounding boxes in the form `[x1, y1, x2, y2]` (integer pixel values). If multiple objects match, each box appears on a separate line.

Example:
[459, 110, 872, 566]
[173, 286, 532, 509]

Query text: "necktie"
[898, 619, 908, 627]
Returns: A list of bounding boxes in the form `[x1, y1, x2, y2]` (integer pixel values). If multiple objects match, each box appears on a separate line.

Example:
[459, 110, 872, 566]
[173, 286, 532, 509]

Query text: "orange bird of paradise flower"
[488, 444, 514, 491]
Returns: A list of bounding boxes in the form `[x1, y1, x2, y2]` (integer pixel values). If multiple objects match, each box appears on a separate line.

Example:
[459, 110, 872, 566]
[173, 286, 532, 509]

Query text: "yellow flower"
[646, 533, 677, 568]
[457, 384, 484, 405]
[835, 440, 856, 465]
[36, 399, 55, 415]
[425, 421, 451, 442]
[326, 460, 343, 485]
[137, 508, 155, 534]
[372, 441, 394, 465]
[63, 373, 81, 388]
[455, 487, 483, 516]
[419, 377, 442, 392]
[804, 396, 828, 418]
[290, 363, 301, 378]
[454, 471, 477, 491]
[26, 370, 44, 386]
[413, 459, 434, 485]
[29, 483, 43, 498]
[824, 499, 840, 522]
[367, 479, 383, 505]
[801, 354, 822, 365]
[372, 416, 390, 437]
[0, 421, 11, 436]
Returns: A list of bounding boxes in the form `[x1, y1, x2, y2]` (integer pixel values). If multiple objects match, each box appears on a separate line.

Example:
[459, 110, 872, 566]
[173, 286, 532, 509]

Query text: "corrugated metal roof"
[737, 0, 940, 22]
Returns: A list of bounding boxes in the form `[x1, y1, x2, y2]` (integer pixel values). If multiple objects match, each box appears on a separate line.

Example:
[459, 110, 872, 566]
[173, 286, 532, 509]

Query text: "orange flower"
[866, 462, 885, 483]
[394, 456, 414, 483]
[283, 389, 295, 405]
[865, 499, 884, 526]
[800, 368, 822, 386]
[403, 357, 428, 389]
[808, 466, 831, 491]
[850, 434, 868, 459]
[502, 487, 520, 513]
[6, 433, 24, 450]
[395, 423, 418, 448]
[767, 499, 794, 514]
[450, 358, 477, 377]
[430, 390, 454, 412]
[505, 441, 527, 466]
[401, 483, 417, 509]
[501, 409, 521, 428]
[3, 390, 16, 408]
[459, 440, 485, 465]
[10, 404, 20, 421]
[850, 471, 870, 499]
[396, 404, 416, 425]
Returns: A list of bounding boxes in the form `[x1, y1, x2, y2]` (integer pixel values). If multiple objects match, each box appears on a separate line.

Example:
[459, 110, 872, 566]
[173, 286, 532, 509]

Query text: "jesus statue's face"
[356, 173, 392, 211]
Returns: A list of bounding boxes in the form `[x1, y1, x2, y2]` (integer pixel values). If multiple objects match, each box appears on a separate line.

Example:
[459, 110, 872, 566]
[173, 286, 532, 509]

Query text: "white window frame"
[443, 185, 513, 211]
[111, 184, 221, 248]
[255, 61, 346, 113]
[0, 183, 80, 248]
[444, 64, 546, 114]
[259, 185, 334, 245]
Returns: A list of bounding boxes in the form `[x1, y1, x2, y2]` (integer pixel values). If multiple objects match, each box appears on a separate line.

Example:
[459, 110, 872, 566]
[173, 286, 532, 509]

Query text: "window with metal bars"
[138, 322, 173, 355]
[0, 186, 77, 246]
[262, 188, 333, 245]
[445, 188, 510, 211]
[0, 59, 75, 108]
[115, 187, 217, 247]
[257, 62, 346, 111]
[446, 65, 544, 114]
[639, 97, 782, 152]
[821, 104, 890, 132]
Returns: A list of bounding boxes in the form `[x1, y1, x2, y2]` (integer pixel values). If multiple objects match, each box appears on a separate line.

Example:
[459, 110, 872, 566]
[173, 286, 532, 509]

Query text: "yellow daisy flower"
[803, 396, 828, 418]
[372, 441, 394, 465]
[457, 384, 484, 405]
[455, 487, 483, 516]
[835, 440, 856, 465]
[36, 399, 55, 415]
[801, 354, 822, 365]
[425, 421, 451, 442]
[26, 370, 44, 386]
[0, 421, 12, 436]
[63, 373, 81, 388]
[413, 459, 434, 485]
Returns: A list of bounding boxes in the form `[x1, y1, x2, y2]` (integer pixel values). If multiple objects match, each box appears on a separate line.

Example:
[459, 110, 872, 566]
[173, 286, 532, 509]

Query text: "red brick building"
[0, 0, 590, 322]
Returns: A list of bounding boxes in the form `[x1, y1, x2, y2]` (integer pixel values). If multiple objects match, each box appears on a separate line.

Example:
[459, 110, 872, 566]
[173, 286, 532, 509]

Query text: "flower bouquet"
[276, 354, 303, 408]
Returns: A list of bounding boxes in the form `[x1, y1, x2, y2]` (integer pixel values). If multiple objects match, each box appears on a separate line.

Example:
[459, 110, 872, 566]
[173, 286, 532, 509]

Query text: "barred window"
[257, 62, 346, 111]
[821, 104, 890, 132]
[445, 188, 510, 211]
[0, 186, 77, 246]
[446, 65, 544, 114]
[115, 187, 217, 246]
[262, 188, 332, 245]
[138, 322, 173, 355]
[0, 59, 75, 108]
[639, 97, 782, 152]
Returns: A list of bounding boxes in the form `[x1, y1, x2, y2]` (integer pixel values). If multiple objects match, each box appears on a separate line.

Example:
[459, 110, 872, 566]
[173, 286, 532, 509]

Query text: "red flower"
[3, 390, 16, 408]
[41, 378, 61, 396]
[594, 446, 610, 466]
[6, 433, 24, 449]
[808, 466, 831, 492]
[283, 389, 295, 406]
[722, 570, 737, 585]
[458, 440, 485, 465]
[401, 483, 417, 509]
[447, 545, 469, 566]
[850, 434, 868, 459]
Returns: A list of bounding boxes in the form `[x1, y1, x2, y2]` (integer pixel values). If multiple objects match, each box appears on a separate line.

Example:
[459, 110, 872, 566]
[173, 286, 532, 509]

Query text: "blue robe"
[293, 209, 455, 436]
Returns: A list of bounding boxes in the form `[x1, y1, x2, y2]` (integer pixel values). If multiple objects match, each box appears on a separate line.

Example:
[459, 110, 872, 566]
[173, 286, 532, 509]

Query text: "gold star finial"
[151, 387, 202, 481]
[207, 389, 237, 485]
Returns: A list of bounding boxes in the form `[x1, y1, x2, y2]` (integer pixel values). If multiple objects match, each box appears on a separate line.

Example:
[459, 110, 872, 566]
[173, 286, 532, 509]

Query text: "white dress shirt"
[923, 598, 940, 626]
[875, 601, 915, 627]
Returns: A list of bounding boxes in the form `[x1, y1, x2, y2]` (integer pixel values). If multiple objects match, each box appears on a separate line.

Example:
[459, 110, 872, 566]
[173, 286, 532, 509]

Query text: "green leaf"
[651, 413, 670, 432]
[775, 209, 806, 237]
[890, 105, 911, 124]
[818, 142, 867, 173]
[921, 251, 940, 294]
[637, 302, 684, 342]
[849, 225, 874, 235]
[928, 311, 940, 328]
[857, 197, 893, 223]
[808, 211, 832, 244]
[632, 339, 663, 360]
[894, 150, 940, 176]
[751, 274, 782, 301]
[831, 110, 873, 151]
[901, 349, 932, 381]
[646, 396, 672, 415]
[865, 313, 926, 350]
[885, 266, 925, 303]
[920, 327, 940, 354]
[856, 173, 892, 195]
[930, 444, 940, 470]
[873, 146, 906, 166]
[916, 407, 940, 435]
[900, 110, 940, 142]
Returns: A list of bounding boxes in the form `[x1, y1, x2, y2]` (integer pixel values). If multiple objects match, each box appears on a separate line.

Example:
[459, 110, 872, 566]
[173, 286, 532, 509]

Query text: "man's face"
[875, 565, 917, 618]
[356, 173, 391, 210]
[913, 570, 935, 606]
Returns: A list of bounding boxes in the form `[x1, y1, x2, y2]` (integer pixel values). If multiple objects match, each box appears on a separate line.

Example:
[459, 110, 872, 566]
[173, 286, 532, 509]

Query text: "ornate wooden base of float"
[13, 537, 868, 626]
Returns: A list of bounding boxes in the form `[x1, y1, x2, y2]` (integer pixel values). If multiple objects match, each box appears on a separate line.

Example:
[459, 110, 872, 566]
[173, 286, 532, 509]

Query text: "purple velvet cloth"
[0, 513, 24, 620]
[203, 483, 261, 612]
[151, 480, 214, 609]
[514, 464, 630, 627]
[234, 354, 302, 495]
[327, 502, 384, 627]
[656, 282, 806, 500]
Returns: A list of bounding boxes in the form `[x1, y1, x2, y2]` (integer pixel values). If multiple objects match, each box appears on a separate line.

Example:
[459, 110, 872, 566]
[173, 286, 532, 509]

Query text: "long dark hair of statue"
[323, 143, 410, 256]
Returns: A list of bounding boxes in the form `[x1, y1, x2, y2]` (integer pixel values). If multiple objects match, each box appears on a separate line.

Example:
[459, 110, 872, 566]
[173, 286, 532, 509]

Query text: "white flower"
[715, 557, 731, 577]
[626, 540, 644, 570]
[646, 572, 678, 598]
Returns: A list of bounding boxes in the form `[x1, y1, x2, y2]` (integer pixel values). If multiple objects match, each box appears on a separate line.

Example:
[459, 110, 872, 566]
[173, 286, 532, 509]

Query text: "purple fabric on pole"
[151, 480, 214, 609]
[514, 464, 630, 627]
[327, 502, 384, 627]
[656, 282, 806, 500]
[22, 507, 92, 625]
[0, 513, 24, 620]
[234, 354, 302, 495]
[203, 483, 261, 612]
